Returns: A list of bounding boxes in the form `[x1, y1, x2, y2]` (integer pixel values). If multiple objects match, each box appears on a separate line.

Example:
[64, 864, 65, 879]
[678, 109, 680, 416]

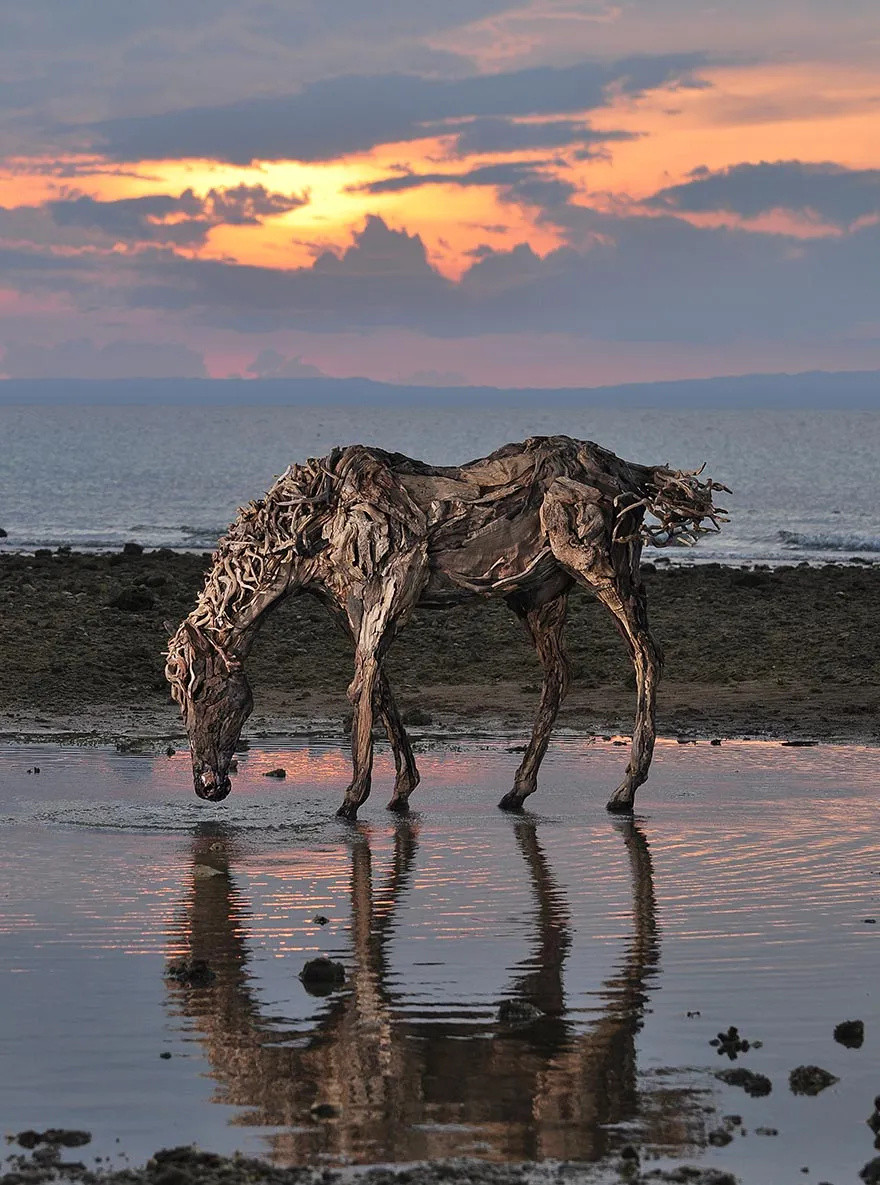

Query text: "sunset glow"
[1, 1, 878, 383]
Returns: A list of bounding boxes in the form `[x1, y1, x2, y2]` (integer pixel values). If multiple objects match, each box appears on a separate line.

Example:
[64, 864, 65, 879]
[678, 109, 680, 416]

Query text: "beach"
[1, 549, 877, 745]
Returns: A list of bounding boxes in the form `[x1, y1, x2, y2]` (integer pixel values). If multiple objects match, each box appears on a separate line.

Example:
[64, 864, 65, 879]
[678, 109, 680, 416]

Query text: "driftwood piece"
[166, 435, 727, 817]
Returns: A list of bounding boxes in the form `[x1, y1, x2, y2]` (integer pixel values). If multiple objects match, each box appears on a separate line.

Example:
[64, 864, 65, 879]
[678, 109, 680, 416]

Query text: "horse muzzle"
[195, 770, 232, 802]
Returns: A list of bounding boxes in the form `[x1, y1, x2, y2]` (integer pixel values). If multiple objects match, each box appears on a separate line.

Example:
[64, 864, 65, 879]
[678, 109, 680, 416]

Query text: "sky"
[1, 0, 879, 387]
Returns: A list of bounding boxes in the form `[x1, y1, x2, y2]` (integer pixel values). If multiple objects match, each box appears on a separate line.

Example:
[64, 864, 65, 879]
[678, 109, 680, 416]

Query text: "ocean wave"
[778, 530, 880, 553]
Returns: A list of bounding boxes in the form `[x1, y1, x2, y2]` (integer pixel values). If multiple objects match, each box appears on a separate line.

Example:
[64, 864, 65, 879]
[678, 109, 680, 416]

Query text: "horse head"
[165, 620, 253, 802]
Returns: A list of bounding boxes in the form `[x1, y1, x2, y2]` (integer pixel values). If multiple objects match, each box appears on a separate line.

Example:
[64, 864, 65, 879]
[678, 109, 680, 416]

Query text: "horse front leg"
[325, 603, 419, 812]
[593, 582, 662, 813]
[337, 648, 382, 820]
[499, 592, 571, 811]
[335, 547, 428, 821]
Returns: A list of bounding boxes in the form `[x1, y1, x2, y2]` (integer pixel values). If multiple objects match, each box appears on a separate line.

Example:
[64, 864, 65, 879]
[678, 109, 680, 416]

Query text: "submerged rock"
[716, 1067, 772, 1097]
[164, 958, 216, 987]
[310, 1102, 340, 1119]
[497, 999, 544, 1027]
[300, 957, 345, 994]
[710, 1024, 754, 1059]
[14, 1130, 91, 1149]
[192, 864, 224, 880]
[263, 767, 286, 779]
[834, 1018, 865, 1048]
[789, 1065, 839, 1095]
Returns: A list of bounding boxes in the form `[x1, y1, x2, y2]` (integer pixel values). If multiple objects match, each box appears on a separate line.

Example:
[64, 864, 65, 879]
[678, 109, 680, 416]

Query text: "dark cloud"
[0, 337, 206, 379]
[122, 216, 453, 331]
[353, 161, 578, 215]
[5, 212, 879, 349]
[46, 184, 308, 246]
[81, 54, 707, 164]
[451, 117, 638, 156]
[2, 0, 517, 52]
[648, 161, 880, 228]
[355, 161, 555, 194]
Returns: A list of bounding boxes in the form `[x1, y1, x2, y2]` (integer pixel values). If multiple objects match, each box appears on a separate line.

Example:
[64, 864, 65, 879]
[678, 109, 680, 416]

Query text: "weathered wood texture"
[166, 435, 727, 816]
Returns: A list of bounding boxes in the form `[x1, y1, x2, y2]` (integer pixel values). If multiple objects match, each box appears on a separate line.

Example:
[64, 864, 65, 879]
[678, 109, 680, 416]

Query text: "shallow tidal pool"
[0, 736, 878, 1184]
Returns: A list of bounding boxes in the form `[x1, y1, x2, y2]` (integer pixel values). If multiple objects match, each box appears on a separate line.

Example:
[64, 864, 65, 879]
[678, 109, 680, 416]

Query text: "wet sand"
[1, 551, 879, 744]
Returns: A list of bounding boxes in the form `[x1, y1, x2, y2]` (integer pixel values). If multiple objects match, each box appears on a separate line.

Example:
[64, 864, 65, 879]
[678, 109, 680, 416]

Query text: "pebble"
[300, 957, 345, 988]
[497, 999, 544, 1027]
[716, 1068, 772, 1097]
[833, 1018, 865, 1048]
[309, 1103, 340, 1120]
[192, 864, 224, 880]
[164, 958, 216, 987]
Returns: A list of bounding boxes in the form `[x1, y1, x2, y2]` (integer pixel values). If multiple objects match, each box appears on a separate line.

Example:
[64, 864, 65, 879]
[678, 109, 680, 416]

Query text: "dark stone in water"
[707, 1128, 733, 1147]
[861, 1157, 880, 1184]
[300, 957, 345, 994]
[711, 1025, 753, 1059]
[15, 1130, 91, 1149]
[0, 527, 7, 538]
[263, 767, 286, 778]
[834, 1018, 865, 1048]
[122, 542, 144, 556]
[716, 1068, 772, 1097]
[755, 1127, 779, 1136]
[159, 1052, 172, 1060]
[312, 915, 329, 925]
[497, 999, 544, 1026]
[164, 958, 216, 987]
[781, 739, 819, 747]
[789, 1065, 839, 1095]
[310, 1102, 340, 1119]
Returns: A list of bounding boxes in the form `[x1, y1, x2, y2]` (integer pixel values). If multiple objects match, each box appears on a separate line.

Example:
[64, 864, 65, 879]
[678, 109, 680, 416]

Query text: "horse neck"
[187, 543, 309, 657]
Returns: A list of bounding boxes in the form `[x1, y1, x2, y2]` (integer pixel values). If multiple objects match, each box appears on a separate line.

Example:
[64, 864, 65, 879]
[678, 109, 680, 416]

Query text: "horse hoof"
[606, 797, 634, 815]
[386, 798, 410, 814]
[498, 791, 525, 812]
[336, 802, 358, 821]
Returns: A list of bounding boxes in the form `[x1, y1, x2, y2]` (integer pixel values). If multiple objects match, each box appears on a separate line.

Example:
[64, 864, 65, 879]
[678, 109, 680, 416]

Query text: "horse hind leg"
[590, 581, 661, 812]
[377, 671, 420, 813]
[499, 591, 571, 811]
[542, 486, 661, 812]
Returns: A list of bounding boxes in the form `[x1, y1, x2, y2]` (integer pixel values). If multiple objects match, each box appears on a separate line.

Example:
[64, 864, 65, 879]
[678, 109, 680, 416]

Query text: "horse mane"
[165, 450, 342, 703]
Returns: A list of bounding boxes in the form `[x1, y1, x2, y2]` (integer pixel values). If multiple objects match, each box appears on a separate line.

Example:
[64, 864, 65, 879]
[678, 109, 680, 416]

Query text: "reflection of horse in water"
[166, 821, 703, 1165]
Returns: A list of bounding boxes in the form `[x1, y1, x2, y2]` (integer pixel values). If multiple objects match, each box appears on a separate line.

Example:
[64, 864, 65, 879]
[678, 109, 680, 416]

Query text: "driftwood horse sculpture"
[166, 435, 726, 817]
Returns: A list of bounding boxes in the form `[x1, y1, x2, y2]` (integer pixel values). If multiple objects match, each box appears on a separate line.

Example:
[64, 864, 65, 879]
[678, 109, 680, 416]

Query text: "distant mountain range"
[0, 368, 878, 408]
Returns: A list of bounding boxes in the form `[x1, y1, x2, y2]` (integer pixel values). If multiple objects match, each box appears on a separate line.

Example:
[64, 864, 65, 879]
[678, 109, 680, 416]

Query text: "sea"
[2, 401, 880, 565]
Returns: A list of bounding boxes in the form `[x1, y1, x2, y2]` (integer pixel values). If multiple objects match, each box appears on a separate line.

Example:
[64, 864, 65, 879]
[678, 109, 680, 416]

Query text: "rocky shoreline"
[1, 550, 879, 746]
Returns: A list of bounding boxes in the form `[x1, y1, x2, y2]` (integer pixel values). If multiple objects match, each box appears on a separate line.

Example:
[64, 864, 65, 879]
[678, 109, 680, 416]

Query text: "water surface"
[0, 738, 878, 1183]
[3, 404, 880, 564]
